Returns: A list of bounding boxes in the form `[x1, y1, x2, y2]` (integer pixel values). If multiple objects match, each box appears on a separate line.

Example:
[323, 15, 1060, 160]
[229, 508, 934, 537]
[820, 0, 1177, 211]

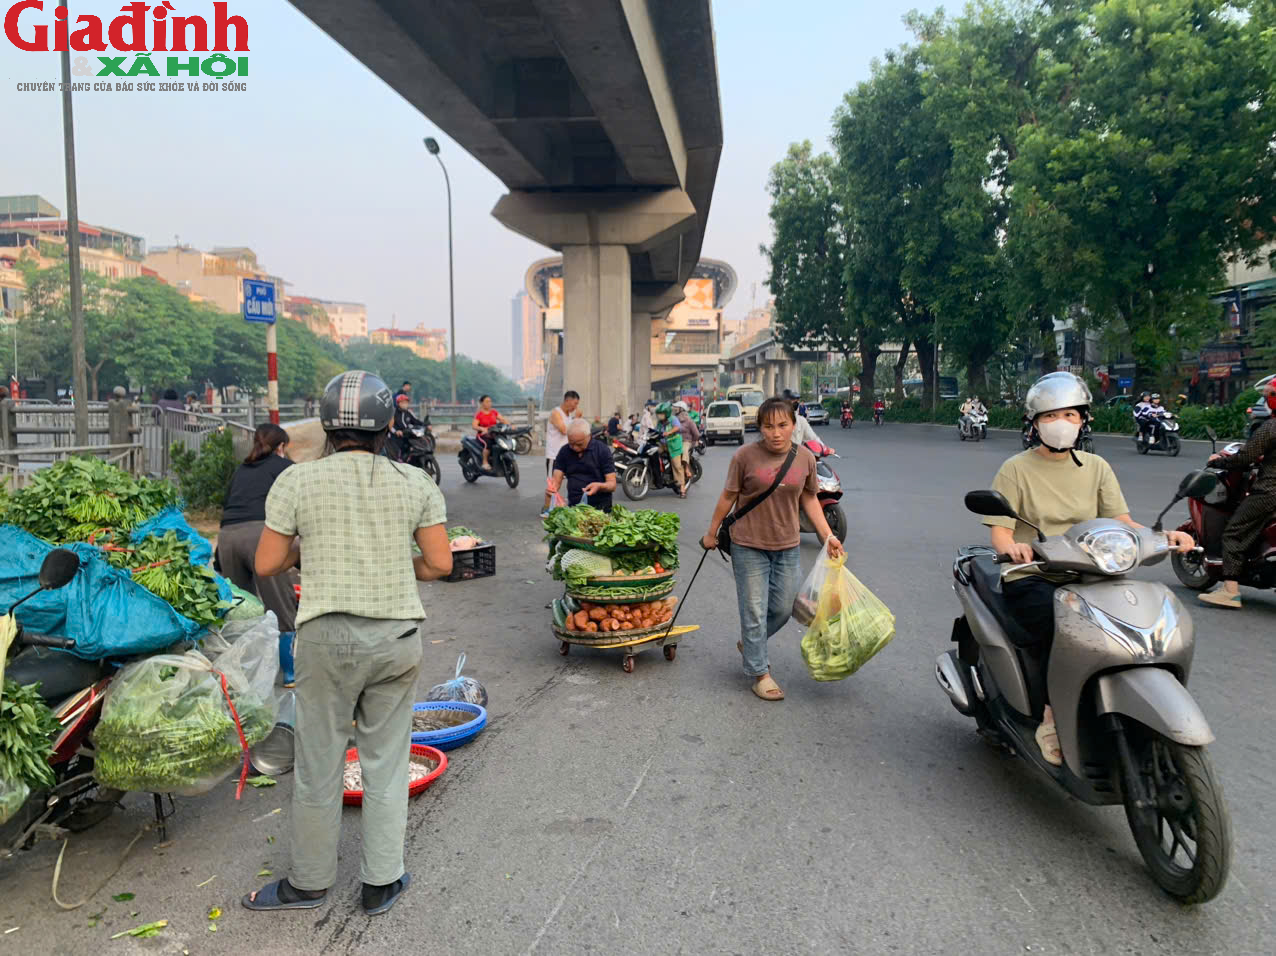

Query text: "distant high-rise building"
[511, 290, 543, 390]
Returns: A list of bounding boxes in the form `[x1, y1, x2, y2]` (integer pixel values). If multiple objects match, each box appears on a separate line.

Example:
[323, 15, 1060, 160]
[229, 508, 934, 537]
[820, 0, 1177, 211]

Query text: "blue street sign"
[1118, 377, 1133, 389]
[243, 279, 276, 324]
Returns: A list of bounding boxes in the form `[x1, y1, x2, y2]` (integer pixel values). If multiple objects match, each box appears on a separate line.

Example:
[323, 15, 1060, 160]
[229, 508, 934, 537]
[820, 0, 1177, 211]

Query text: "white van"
[704, 400, 746, 446]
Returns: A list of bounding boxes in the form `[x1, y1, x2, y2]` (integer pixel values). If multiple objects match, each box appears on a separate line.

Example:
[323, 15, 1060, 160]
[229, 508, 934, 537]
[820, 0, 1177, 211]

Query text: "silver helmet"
[319, 371, 394, 432]
[1024, 372, 1092, 420]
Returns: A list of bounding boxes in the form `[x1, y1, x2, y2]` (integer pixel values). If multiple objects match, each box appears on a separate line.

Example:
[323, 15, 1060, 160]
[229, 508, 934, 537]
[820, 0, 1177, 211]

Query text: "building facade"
[369, 324, 448, 361]
[144, 245, 284, 316]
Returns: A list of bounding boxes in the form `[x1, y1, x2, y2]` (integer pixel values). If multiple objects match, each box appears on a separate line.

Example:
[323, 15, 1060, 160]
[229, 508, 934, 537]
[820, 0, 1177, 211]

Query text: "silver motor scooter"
[936, 475, 1231, 904]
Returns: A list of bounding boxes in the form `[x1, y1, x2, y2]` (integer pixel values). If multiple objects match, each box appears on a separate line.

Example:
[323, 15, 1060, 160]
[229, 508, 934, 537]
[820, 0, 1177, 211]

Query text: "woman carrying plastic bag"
[793, 540, 895, 681]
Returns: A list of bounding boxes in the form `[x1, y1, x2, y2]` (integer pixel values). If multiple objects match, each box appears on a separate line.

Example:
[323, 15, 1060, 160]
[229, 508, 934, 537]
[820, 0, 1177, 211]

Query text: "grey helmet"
[320, 371, 394, 432]
[1024, 372, 1092, 421]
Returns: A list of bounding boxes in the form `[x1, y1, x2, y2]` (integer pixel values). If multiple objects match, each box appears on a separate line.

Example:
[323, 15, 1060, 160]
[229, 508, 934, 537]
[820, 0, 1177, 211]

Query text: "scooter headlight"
[1078, 528, 1139, 574]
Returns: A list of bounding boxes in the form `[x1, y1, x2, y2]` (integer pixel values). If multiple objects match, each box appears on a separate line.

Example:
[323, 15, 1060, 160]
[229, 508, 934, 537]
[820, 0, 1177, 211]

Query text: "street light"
[423, 137, 457, 404]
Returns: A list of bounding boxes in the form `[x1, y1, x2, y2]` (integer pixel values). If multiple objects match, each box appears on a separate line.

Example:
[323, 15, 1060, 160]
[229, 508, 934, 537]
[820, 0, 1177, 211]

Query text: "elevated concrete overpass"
[289, 0, 723, 415]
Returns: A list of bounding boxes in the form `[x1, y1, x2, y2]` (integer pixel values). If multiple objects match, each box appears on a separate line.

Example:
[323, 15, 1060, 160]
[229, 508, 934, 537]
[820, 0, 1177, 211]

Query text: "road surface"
[1, 423, 1271, 955]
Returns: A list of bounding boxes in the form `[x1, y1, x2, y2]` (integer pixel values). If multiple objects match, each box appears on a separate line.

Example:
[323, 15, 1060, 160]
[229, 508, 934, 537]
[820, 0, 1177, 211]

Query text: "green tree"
[14, 261, 110, 396]
[761, 143, 855, 371]
[1007, 0, 1275, 380]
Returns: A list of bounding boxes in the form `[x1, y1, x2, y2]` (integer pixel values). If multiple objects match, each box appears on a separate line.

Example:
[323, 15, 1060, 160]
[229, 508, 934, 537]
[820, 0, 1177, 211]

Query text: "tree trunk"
[893, 339, 911, 401]
[967, 360, 989, 397]
[89, 361, 104, 402]
[1039, 315, 1058, 375]
[916, 325, 936, 409]
[858, 340, 881, 407]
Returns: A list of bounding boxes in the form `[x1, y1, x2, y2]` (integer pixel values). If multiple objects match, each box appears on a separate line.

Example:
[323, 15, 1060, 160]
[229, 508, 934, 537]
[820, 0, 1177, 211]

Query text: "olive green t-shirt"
[983, 450, 1129, 580]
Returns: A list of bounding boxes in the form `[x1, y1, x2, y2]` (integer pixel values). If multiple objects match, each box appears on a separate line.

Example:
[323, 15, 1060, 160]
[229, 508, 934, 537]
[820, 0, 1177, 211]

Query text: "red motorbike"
[800, 440, 847, 543]
[1, 550, 120, 856]
[1171, 427, 1276, 593]
[840, 406, 854, 429]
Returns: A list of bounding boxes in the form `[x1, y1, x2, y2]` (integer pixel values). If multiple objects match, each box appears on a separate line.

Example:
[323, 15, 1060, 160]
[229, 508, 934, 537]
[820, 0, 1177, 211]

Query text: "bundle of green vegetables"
[94, 661, 274, 796]
[103, 531, 230, 631]
[0, 457, 178, 545]
[0, 678, 58, 792]
[543, 504, 680, 557]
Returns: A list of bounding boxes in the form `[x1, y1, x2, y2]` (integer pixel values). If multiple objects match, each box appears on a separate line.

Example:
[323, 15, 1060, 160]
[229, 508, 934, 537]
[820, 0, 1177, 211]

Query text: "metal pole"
[59, 2, 88, 444]
[431, 152, 457, 404]
[932, 311, 938, 415]
[266, 322, 279, 425]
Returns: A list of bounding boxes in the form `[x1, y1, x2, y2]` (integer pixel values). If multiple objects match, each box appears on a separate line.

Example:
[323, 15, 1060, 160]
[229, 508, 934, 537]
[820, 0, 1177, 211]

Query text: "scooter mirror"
[964, 490, 1017, 519]
[1204, 426, 1218, 441]
[1178, 470, 1219, 500]
[38, 548, 80, 590]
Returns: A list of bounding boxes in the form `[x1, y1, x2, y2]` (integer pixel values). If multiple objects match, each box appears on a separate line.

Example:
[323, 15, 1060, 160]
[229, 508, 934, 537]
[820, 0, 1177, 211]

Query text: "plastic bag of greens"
[93, 613, 280, 796]
[0, 775, 29, 825]
[424, 653, 488, 707]
[794, 541, 895, 682]
[225, 583, 265, 621]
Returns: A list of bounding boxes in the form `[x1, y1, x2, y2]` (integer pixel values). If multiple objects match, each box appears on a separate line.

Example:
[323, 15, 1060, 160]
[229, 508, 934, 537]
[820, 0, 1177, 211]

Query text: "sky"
[0, 0, 939, 377]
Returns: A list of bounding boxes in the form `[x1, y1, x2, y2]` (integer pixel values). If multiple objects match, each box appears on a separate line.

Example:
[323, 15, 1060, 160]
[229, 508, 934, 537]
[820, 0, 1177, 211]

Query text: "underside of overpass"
[289, 0, 723, 415]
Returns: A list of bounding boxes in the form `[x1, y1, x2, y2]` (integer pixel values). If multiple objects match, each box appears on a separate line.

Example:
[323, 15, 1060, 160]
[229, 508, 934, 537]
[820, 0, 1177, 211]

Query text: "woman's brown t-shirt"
[724, 441, 818, 551]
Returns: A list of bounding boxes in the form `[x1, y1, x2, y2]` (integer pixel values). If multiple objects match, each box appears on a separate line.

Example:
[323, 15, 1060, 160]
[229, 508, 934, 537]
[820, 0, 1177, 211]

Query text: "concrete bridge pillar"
[493, 189, 697, 421]
[631, 285, 685, 414]
[763, 363, 776, 398]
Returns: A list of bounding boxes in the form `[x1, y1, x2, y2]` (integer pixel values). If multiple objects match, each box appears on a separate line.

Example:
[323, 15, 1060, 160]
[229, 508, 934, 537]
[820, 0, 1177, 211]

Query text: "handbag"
[715, 445, 799, 557]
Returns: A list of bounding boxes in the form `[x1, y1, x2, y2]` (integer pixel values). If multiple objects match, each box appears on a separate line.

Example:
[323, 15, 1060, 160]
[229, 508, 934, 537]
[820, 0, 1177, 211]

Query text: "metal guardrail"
[419, 401, 540, 429]
[0, 442, 144, 486]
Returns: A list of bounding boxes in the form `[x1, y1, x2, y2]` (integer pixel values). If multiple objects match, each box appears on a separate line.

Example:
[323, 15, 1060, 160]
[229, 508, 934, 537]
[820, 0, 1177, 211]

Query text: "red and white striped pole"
[266, 322, 279, 425]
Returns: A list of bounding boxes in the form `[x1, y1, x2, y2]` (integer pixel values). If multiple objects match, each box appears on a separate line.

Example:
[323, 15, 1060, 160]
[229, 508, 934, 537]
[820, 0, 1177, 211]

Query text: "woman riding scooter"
[984, 373, 1193, 764]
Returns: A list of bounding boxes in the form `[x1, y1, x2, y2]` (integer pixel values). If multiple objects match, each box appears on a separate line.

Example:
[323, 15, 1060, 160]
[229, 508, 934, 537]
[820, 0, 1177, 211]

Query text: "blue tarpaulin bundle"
[0, 509, 232, 660]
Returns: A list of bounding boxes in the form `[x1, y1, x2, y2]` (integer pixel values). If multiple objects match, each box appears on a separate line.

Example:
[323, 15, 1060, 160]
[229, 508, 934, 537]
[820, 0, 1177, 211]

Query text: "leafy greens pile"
[0, 457, 179, 544]
[103, 531, 230, 631]
[94, 667, 274, 795]
[543, 504, 679, 556]
[0, 677, 58, 791]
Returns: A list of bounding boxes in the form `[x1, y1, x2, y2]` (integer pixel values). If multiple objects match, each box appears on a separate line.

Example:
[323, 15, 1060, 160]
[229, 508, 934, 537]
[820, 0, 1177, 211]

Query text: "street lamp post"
[424, 137, 457, 404]
[60, 0, 88, 443]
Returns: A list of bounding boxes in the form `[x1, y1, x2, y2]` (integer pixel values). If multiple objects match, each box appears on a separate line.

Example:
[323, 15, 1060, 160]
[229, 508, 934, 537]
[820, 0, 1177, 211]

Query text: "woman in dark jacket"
[216, 424, 299, 677]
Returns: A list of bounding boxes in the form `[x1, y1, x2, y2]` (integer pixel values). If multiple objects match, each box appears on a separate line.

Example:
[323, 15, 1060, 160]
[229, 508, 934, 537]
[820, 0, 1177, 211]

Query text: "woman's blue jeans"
[731, 544, 801, 677]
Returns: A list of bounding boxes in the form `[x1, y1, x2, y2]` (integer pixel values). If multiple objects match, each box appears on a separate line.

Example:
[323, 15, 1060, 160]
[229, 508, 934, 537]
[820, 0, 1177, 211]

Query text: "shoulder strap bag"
[715, 444, 799, 557]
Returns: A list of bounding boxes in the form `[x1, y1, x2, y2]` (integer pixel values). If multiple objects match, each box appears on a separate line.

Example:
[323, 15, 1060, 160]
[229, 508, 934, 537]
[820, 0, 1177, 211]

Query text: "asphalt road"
[2, 424, 1273, 955]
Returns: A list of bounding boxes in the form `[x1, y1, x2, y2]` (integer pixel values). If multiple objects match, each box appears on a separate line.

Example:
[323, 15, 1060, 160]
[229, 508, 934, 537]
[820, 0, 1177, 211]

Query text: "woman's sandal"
[241, 879, 327, 912]
[751, 674, 784, 701]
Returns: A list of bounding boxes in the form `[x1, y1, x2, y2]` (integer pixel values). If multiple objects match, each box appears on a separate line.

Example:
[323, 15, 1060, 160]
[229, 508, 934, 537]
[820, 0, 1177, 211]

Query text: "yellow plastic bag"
[794, 541, 895, 681]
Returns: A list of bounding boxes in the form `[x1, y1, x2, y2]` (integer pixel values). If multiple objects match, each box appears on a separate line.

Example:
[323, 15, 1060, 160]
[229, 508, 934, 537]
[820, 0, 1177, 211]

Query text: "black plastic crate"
[446, 544, 495, 582]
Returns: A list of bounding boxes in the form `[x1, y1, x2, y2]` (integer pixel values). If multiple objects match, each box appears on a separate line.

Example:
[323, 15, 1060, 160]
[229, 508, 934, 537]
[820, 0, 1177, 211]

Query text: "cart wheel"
[622, 656, 635, 673]
[663, 645, 677, 661]
[559, 641, 570, 656]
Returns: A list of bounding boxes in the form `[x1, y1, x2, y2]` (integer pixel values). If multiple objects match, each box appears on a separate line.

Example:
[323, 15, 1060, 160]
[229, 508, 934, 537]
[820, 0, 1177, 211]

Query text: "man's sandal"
[242, 879, 327, 912]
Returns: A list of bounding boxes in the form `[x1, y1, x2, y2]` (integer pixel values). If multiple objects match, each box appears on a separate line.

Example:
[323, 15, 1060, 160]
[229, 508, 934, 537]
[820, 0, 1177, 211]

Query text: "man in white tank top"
[542, 390, 581, 516]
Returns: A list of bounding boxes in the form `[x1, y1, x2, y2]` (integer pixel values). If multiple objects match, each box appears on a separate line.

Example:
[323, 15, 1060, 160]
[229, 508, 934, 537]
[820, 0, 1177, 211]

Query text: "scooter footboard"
[1095, 668, 1214, 746]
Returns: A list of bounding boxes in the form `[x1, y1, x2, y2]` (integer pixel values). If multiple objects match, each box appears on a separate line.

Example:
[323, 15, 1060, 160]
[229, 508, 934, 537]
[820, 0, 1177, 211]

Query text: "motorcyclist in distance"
[1133, 391, 1154, 444]
[389, 394, 424, 461]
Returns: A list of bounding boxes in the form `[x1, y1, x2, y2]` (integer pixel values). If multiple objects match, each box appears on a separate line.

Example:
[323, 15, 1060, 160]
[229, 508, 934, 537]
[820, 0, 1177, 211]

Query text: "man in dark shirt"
[549, 419, 617, 511]
[1200, 385, 1276, 609]
[606, 411, 622, 437]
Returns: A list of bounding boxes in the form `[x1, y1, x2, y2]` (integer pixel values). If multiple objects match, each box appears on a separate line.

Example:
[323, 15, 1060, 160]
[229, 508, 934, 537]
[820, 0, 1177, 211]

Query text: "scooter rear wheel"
[1123, 736, 1231, 904]
[515, 434, 532, 457]
[461, 457, 480, 483]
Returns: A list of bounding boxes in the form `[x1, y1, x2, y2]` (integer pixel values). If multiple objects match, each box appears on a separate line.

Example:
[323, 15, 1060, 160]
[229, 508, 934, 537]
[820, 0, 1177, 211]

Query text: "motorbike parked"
[958, 410, 988, 441]
[510, 425, 534, 457]
[938, 482, 1231, 903]
[798, 440, 847, 543]
[1171, 427, 1276, 594]
[458, 423, 520, 488]
[1, 550, 121, 856]
[1136, 412, 1181, 456]
[840, 406, 854, 429]
[620, 429, 702, 501]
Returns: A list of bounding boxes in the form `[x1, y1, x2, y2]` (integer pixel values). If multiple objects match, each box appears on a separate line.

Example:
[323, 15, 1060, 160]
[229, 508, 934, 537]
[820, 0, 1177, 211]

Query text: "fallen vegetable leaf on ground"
[110, 920, 167, 940]
[257, 869, 271, 877]
[207, 908, 221, 920]
[195, 875, 216, 888]
[111, 893, 135, 902]
[245, 775, 276, 788]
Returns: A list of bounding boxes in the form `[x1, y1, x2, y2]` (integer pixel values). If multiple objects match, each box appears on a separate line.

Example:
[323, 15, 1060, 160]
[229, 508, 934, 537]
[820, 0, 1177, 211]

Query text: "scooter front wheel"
[823, 504, 847, 543]
[1123, 736, 1231, 904]
[1171, 545, 1211, 590]
[422, 456, 442, 485]
[622, 463, 650, 501]
[503, 456, 520, 489]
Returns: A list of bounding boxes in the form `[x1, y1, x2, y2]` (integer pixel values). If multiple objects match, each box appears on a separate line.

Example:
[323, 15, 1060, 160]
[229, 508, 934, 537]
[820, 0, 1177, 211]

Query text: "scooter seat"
[5, 644, 109, 706]
[967, 556, 1036, 648]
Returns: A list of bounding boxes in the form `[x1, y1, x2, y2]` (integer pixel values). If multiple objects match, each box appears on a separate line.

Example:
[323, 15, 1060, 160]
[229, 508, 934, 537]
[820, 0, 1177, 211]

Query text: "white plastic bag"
[94, 613, 280, 796]
[425, 653, 488, 707]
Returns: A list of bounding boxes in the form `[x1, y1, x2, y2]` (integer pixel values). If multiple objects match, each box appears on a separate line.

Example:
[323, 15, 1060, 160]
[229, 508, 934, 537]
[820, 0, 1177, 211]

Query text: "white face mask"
[1037, 419, 1081, 450]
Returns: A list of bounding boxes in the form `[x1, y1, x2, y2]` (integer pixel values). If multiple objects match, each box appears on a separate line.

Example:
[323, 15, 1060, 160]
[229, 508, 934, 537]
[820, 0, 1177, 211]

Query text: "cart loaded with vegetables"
[543, 505, 698, 672]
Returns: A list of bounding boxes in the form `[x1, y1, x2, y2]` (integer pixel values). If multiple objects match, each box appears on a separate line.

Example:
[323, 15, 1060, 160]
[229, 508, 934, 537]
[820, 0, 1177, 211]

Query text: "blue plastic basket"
[409, 701, 487, 751]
